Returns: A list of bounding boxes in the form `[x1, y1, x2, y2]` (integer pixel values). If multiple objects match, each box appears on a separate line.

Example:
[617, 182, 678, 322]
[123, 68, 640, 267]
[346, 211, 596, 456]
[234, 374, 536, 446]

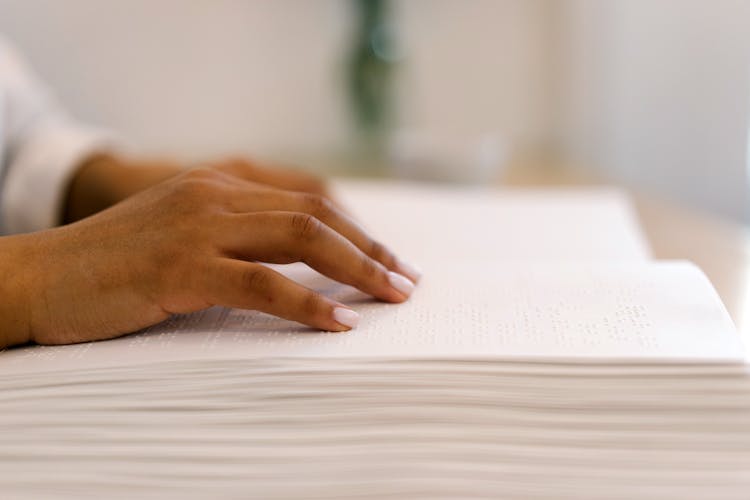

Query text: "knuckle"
[172, 169, 216, 198]
[302, 193, 333, 217]
[217, 157, 255, 177]
[369, 240, 396, 266]
[183, 166, 218, 182]
[236, 157, 258, 173]
[289, 213, 322, 241]
[302, 292, 324, 317]
[303, 175, 328, 195]
[241, 266, 272, 294]
[359, 255, 382, 280]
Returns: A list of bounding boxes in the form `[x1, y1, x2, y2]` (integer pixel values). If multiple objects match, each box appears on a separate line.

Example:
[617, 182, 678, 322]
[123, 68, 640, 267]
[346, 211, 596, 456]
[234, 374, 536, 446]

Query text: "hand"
[210, 156, 333, 200]
[64, 154, 337, 223]
[3, 168, 421, 347]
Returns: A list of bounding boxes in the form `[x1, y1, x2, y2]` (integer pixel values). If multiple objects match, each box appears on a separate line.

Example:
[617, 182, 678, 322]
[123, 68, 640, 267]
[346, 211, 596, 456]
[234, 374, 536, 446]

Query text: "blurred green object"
[347, 0, 396, 158]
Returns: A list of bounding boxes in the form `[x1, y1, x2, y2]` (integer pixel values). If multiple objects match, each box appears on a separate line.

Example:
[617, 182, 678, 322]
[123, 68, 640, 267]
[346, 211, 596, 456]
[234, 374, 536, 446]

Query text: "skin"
[0, 156, 419, 349]
[62, 154, 341, 223]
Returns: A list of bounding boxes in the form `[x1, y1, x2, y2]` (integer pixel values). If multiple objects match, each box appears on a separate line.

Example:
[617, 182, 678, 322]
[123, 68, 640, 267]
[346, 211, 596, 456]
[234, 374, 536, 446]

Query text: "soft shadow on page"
[0, 261, 743, 375]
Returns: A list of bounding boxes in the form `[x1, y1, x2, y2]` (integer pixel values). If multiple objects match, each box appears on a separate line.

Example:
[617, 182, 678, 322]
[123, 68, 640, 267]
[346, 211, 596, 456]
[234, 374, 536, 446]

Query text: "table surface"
[500, 163, 750, 347]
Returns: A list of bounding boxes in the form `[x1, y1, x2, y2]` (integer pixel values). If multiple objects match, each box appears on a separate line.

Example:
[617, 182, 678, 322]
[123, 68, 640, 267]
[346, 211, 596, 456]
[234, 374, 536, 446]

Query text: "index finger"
[201, 259, 360, 332]
[218, 211, 415, 304]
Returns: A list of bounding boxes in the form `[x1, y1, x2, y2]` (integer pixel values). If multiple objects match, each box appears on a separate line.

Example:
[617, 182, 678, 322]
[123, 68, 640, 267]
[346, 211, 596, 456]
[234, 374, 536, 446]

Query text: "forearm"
[63, 153, 183, 224]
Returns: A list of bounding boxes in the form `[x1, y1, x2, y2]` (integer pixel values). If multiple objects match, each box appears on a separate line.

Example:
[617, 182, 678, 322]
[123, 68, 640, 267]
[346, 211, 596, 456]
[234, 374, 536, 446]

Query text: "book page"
[0, 261, 742, 375]
[334, 180, 651, 261]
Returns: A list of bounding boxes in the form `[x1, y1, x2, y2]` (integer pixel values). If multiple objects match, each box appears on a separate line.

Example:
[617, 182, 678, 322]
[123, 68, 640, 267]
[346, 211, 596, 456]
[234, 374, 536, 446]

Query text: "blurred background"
[1, 0, 748, 220]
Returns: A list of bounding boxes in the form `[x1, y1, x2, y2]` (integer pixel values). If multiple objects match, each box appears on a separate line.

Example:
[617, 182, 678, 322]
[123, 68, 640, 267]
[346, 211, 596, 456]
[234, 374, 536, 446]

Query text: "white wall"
[0, 0, 352, 161]
[0, 0, 552, 165]
[2, 0, 748, 220]
[393, 0, 554, 157]
[554, 0, 750, 220]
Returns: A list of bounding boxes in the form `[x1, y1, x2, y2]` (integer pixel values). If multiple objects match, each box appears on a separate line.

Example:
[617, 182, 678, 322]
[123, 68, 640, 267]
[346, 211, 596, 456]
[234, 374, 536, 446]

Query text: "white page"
[0, 261, 742, 375]
[334, 180, 651, 261]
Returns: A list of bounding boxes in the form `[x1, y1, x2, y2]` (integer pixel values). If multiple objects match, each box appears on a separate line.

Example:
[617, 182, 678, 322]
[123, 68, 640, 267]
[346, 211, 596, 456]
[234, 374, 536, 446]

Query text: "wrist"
[63, 153, 183, 224]
[63, 153, 124, 223]
[0, 233, 45, 347]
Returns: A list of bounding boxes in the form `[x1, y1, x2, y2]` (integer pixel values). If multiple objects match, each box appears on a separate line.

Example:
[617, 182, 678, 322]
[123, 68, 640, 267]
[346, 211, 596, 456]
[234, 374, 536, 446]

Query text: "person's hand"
[64, 154, 338, 223]
[210, 156, 333, 200]
[3, 167, 420, 347]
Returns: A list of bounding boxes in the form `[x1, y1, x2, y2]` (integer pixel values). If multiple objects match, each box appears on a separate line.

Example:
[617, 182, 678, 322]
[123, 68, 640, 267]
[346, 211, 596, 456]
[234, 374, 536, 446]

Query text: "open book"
[0, 260, 743, 375]
[0, 181, 743, 373]
[2, 180, 748, 499]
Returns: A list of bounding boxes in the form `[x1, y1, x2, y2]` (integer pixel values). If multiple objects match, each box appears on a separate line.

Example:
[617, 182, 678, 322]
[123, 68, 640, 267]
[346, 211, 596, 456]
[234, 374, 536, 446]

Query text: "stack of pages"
[1, 180, 748, 499]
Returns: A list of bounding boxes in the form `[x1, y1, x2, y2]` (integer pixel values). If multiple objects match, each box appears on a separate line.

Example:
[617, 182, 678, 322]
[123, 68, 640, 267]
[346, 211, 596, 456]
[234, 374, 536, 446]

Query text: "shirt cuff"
[1, 121, 114, 234]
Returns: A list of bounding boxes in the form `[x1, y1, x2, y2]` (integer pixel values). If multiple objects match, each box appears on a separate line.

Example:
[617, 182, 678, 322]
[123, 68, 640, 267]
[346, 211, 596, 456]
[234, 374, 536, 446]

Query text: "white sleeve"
[0, 38, 114, 235]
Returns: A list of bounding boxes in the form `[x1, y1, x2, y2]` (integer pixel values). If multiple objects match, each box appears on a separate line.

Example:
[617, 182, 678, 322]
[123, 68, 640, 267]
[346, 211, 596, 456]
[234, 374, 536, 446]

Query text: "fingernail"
[388, 271, 415, 297]
[332, 307, 359, 329]
[397, 259, 423, 283]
